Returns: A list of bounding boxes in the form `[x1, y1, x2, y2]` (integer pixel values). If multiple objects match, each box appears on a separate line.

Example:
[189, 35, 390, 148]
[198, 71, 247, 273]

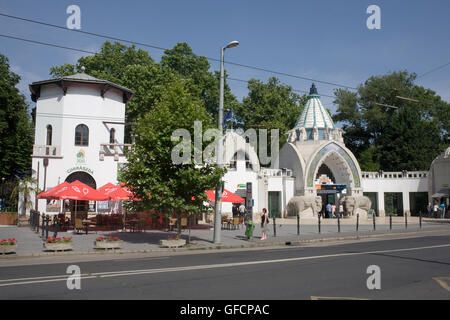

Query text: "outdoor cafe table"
[125, 219, 140, 232]
[82, 219, 96, 235]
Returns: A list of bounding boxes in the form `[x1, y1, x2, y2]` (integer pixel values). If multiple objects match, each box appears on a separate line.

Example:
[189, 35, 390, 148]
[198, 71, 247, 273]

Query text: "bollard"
[45, 215, 50, 239]
[53, 216, 60, 238]
[419, 211, 422, 229]
[41, 214, 45, 238]
[356, 213, 359, 232]
[405, 213, 408, 229]
[373, 211, 376, 231]
[273, 217, 276, 237]
[297, 214, 300, 235]
[337, 215, 341, 233]
[390, 214, 392, 230]
[318, 214, 321, 234]
[37, 213, 40, 234]
[29, 211, 34, 230]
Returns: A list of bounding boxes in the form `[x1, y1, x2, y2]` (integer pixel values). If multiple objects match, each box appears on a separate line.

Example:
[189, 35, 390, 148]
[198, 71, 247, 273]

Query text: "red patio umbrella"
[51, 181, 108, 233]
[206, 189, 245, 203]
[97, 182, 117, 194]
[37, 181, 70, 199]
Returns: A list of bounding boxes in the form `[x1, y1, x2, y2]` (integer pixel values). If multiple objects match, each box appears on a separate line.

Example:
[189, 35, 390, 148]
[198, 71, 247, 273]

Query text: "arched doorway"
[65, 171, 96, 189]
[311, 149, 356, 216]
[65, 171, 97, 218]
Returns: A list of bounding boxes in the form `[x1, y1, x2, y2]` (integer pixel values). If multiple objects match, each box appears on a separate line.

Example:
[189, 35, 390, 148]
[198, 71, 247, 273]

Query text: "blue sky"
[1, 0, 449, 114]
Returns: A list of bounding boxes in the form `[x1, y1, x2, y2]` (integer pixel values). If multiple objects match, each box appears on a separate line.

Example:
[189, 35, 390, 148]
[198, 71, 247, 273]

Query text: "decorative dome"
[293, 84, 335, 129]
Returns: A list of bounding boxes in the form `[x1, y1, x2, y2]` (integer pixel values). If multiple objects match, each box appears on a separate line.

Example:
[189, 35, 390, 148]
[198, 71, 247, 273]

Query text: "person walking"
[232, 204, 238, 218]
[433, 203, 439, 218]
[427, 202, 432, 218]
[331, 204, 336, 218]
[440, 203, 446, 219]
[239, 203, 246, 218]
[261, 208, 269, 240]
[326, 203, 332, 219]
[339, 204, 344, 218]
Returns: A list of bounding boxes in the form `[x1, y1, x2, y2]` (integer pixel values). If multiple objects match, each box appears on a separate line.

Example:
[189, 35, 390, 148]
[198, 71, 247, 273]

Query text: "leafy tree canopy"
[0, 53, 34, 178]
[121, 79, 225, 235]
[333, 71, 449, 171]
[233, 77, 307, 151]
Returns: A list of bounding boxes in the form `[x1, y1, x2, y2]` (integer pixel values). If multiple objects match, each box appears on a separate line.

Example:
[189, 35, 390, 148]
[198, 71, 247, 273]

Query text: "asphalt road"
[0, 234, 449, 301]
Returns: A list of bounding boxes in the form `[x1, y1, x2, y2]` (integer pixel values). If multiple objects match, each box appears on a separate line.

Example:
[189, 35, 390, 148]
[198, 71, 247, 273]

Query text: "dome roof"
[293, 84, 335, 129]
[29, 67, 134, 103]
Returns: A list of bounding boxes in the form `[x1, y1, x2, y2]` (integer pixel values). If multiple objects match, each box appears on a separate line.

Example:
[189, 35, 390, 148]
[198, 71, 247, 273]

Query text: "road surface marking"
[311, 296, 369, 300]
[433, 277, 450, 291]
[1, 243, 449, 287]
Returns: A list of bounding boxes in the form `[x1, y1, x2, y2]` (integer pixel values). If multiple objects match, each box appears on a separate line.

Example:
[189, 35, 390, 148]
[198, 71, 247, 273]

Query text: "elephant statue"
[287, 196, 322, 218]
[339, 196, 372, 218]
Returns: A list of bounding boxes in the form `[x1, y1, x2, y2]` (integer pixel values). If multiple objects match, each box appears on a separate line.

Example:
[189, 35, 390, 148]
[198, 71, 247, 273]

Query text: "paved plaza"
[1, 217, 449, 256]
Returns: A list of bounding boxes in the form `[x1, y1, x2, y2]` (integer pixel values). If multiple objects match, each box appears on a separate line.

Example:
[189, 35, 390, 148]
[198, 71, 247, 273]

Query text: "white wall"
[32, 83, 127, 214]
[362, 173, 428, 216]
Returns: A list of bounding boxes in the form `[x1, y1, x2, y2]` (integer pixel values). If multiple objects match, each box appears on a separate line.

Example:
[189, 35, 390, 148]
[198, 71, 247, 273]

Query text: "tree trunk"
[177, 214, 182, 238]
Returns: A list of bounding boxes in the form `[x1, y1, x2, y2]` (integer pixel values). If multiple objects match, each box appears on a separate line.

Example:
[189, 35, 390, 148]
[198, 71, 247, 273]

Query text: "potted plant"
[94, 236, 123, 250]
[43, 236, 73, 252]
[0, 238, 17, 254]
[10, 176, 40, 227]
[160, 235, 186, 248]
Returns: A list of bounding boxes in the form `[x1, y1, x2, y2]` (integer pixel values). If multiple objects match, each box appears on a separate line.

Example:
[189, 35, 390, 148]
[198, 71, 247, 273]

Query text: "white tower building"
[29, 68, 133, 214]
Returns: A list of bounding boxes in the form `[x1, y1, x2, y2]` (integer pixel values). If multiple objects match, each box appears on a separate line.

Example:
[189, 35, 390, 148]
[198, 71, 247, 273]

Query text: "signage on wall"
[66, 166, 94, 175]
[76, 149, 86, 164]
[316, 184, 346, 194]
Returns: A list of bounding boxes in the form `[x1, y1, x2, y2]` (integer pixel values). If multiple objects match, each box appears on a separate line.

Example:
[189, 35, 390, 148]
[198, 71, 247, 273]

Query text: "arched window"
[109, 128, 116, 144]
[46, 125, 52, 146]
[229, 153, 237, 170]
[245, 154, 253, 171]
[75, 124, 89, 146]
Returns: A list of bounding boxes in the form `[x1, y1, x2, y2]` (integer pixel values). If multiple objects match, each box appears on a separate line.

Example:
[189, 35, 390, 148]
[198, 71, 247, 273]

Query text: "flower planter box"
[94, 240, 123, 250]
[0, 213, 18, 225]
[160, 239, 186, 248]
[0, 244, 17, 254]
[43, 242, 74, 252]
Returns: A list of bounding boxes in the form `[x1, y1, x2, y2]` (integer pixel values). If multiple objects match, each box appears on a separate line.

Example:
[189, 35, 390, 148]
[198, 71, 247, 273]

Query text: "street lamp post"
[213, 40, 239, 244]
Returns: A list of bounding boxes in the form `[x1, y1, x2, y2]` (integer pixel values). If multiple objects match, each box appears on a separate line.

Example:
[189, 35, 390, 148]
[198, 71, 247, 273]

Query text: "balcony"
[362, 171, 428, 179]
[99, 143, 133, 161]
[32, 145, 62, 158]
[261, 168, 293, 177]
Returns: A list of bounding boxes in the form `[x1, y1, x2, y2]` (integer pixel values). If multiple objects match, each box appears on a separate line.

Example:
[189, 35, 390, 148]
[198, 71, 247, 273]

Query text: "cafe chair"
[75, 218, 83, 234]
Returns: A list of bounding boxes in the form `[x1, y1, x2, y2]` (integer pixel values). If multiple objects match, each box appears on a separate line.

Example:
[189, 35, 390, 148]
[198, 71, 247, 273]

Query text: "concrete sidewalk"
[0, 218, 449, 257]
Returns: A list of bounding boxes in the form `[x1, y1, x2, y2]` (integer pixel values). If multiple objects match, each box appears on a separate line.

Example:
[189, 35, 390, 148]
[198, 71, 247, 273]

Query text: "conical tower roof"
[293, 84, 335, 129]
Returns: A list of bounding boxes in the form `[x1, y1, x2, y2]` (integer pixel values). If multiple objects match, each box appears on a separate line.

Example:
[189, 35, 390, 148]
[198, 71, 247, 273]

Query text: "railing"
[32, 145, 61, 157]
[261, 168, 293, 177]
[362, 171, 428, 179]
[99, 143, 133, 161]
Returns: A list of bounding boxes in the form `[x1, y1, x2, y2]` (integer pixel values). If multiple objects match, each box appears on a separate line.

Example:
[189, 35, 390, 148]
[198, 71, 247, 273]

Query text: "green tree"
[333, 71, 448, 171]
[161, 42, 240, 120]
[50, 41, 241, 135]
[234, 77, 307, 153]
[0, 53, 34, 178]
[121, 80, 225, 237]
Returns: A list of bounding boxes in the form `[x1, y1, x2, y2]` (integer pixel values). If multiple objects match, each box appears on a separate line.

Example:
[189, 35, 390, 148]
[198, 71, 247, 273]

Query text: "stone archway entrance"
[65, 171, 97, 218]
[313, 151, 354, 216]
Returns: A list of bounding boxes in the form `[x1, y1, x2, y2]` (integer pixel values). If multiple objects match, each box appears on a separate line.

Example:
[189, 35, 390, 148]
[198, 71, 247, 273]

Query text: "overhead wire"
[0, 33, 338, 99]
[0, 12, 357, 91]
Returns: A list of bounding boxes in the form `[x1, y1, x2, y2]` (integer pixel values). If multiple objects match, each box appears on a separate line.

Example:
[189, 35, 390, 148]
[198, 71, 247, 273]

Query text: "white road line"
[1, 243, 449, 288]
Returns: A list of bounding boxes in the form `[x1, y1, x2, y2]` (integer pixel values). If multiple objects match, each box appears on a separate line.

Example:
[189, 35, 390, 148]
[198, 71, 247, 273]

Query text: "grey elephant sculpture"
[287, 196, 322, 218]
[339, 196, 372, 218]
